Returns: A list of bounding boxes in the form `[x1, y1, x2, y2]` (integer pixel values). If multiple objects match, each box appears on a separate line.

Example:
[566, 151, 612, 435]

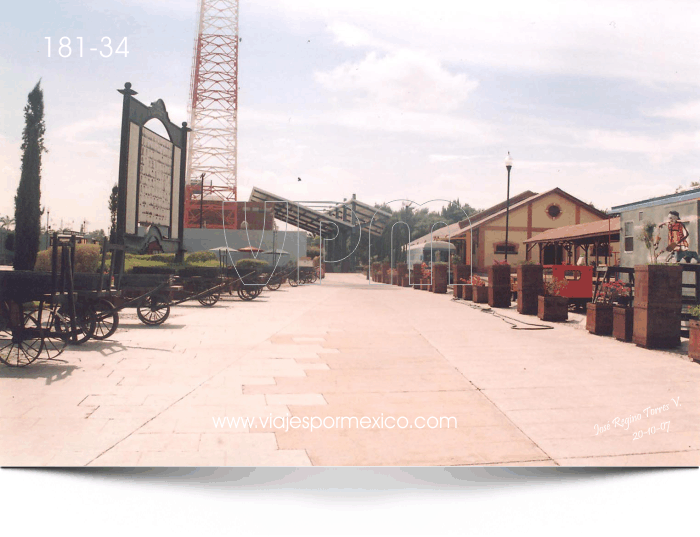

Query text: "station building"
[409, 188, 607, 273]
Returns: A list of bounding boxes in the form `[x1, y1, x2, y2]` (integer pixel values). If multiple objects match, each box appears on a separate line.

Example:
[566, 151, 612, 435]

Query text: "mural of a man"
[657, 210, 697, 263]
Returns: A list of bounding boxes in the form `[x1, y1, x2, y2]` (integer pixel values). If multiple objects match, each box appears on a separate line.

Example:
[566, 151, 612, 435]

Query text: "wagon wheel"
[237, 287, 254, 301]
[55, 304, 96, 345]
[26, 305, 68, 360]
[0, 302, 43, 367]
[137, 296, 171, 325]
[288, 276, 299, 287]
[91, 299, 119, 340]
[267, 280, 282, 291]
[198, 291, 220, 306]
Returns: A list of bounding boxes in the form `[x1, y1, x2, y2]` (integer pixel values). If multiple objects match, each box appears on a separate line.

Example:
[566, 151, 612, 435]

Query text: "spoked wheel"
[137, 296, 171, 326]
[238, 287, 254, 301]
[0, 302, 43, 367]
[92, 299, 119, 340]
[55, 304, 96, 345]
[288, 277, 299, 288]
[266, 280, 282, 291]
[25, 305, 68, 360]
[198, 291, 220, 306]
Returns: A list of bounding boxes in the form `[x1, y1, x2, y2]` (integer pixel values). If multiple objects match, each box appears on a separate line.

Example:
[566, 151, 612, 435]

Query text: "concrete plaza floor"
[1, 273, 698, 466]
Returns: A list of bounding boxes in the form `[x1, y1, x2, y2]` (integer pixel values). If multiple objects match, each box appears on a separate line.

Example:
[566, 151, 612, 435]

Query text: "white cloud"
[429, 154, 481, 163]
[327, 22, 393, 51]
[315, 50, 478, 113]
[253, 0, 700, 88]
[647, 100, 700, 123]
[583, 129, 700, 164]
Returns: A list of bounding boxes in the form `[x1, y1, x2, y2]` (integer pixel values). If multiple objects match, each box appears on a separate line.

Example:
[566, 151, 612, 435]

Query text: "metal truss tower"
[186, 0, 239, 203]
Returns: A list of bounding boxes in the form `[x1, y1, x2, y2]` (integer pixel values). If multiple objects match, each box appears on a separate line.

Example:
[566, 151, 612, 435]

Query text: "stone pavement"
[1, 273, 698, 466]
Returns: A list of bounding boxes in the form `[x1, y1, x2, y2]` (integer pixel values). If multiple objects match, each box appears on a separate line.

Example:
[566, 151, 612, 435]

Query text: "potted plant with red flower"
[421, 262, 431, 291]
[609, 282, 634, 341]
[470, 275, 488, 303]
[587, 281, 628, 336]
[538, 277, 568, 322]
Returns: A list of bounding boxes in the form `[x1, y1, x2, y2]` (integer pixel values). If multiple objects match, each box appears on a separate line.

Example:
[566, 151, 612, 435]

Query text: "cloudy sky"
[1, 0, 698, 232]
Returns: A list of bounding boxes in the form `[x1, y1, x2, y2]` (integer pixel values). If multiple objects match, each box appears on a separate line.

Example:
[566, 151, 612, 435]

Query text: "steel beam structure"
[186, 0, 239, 212]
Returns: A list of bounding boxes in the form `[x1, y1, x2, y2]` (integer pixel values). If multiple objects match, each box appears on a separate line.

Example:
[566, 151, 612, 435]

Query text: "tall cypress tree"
[108, 184, 118, 243]
[13, 81, 46, 270]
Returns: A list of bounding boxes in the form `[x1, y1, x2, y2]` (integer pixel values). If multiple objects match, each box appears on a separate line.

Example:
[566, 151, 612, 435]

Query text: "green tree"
[85, 229, 106, 242]
[0, 215, 15, 230]
[13, 81, 47, 270]
[108, 184, 118, 242]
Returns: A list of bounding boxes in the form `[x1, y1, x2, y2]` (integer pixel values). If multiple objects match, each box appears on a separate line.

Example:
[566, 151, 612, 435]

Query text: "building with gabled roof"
[408, 188, 608, 272]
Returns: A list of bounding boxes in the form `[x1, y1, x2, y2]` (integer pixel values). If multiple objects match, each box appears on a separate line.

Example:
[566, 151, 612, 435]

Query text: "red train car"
[544, 264, 594, 310]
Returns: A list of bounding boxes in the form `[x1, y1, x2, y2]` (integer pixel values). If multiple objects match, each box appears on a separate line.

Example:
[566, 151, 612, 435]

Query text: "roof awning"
[524, 218, 620, 244]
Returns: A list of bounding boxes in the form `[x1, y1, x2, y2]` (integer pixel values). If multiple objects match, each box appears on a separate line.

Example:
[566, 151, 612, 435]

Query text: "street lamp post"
[199, 173, 206, 229]
[504, 152, 514, 263]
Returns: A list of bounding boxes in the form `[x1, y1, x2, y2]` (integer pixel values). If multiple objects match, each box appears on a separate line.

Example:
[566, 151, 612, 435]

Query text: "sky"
[1, 0, 699, 233]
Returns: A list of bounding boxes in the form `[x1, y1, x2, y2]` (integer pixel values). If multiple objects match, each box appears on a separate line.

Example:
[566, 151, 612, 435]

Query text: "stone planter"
[473, 285, 488, 303]
[432, 264, 448, 294]
[463, 284, 473, 302]
[538, 295, 568, 322]
[397, 263, 407, 285]
[488, 264, 511, 308]
[412, 264, 423, 289]
[453, 265, 470, 299]
[381, 263, 390, 284]
[517, 264, 543, 315]
[633, 265, 682, 349]
[613, 306, 634, 342]
[689, 319, 700, 362]
[586, 303, 613, 335]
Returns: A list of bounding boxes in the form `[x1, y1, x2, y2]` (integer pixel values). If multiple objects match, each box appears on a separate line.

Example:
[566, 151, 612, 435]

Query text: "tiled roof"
[524, 217, 620, 244]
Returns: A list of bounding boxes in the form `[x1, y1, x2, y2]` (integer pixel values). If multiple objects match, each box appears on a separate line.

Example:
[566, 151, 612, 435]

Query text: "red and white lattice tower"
[186, 0, 239, 204]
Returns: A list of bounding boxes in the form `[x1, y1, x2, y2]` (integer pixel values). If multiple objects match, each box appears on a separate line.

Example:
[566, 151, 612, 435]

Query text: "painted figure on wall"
[657, 210, 698, 263]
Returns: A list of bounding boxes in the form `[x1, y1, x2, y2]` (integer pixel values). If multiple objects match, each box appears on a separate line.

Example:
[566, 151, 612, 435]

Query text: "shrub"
[34, 249, 51, 272]
[148, 253, 176, 263]
[34, 243, 101, 273]
[186, 250, 217, 263]
[235, 258, 271, 273]
[306, 246, 320, 258]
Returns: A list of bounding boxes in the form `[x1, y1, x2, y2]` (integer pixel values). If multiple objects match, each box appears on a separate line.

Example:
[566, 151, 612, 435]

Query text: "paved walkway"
[1, 273, 698, 466]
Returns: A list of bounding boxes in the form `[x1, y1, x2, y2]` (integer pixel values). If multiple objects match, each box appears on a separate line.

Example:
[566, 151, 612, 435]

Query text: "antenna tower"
[186, 0, 239, 202]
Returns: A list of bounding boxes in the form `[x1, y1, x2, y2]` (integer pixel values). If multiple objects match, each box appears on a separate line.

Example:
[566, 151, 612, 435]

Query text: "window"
[546, 203, 562, 219]
[494, 242, 518, 255]
[624, 221, 634, 252]
[639, 211, 644, 221]
[564, 270, 581, 280]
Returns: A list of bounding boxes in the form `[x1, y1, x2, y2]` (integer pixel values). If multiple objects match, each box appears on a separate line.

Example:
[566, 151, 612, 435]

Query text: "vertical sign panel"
[125, 122, 140, 235]
[138, 127, 174, 228]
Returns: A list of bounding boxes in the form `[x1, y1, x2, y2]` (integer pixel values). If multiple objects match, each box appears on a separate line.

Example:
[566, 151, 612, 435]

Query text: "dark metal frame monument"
[115, 82, 189, 269]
